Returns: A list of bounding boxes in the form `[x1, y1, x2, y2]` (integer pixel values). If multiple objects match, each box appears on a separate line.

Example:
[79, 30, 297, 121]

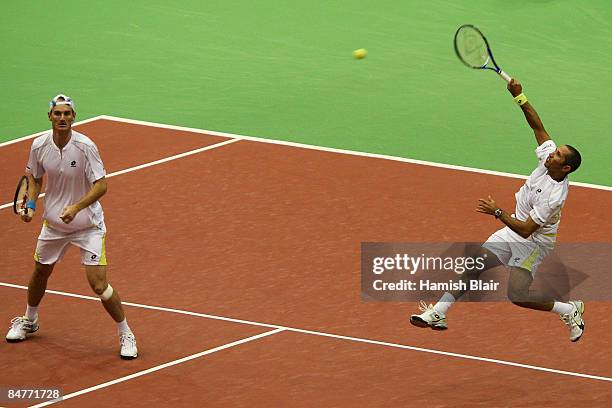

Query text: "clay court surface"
[1, 118, 610, 407]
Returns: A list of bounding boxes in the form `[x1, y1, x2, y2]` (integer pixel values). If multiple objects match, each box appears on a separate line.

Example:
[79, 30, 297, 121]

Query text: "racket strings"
[17, 183, 29, 214]
[455, 27, 489, 68]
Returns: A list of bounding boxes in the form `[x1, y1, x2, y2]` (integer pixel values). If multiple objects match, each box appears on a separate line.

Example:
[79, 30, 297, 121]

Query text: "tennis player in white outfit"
[410, 79, 585, 342]
[6, 95, 138, 359]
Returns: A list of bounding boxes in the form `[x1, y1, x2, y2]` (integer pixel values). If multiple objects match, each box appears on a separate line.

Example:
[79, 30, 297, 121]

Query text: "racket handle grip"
[499, 70, 512, 83]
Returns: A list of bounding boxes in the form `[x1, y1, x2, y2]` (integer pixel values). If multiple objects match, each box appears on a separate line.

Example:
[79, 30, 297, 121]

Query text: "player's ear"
[562, 164, 572, 174]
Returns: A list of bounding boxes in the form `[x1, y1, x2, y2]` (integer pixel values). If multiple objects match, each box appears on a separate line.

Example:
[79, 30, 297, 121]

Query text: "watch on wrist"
[494, 208, 503, 219]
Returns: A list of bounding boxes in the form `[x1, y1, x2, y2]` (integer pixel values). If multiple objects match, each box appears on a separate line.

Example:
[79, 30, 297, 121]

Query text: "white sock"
[117, 318, 131, 334]
[551, 301, 573, 315]
[433, 292, 456, 314]
[25, 305, 39, 321]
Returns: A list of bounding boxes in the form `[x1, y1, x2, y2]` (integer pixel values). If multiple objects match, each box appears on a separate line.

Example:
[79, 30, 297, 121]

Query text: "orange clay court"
[0, 118, 611, 407]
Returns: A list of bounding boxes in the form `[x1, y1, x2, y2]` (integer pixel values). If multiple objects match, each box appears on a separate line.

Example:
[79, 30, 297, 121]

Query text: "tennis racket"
[454, 24, 512, 83]
[13, 175, 29, 216]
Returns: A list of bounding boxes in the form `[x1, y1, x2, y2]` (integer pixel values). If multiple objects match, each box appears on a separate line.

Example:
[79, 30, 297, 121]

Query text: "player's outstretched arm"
[507, 79, 551, 146]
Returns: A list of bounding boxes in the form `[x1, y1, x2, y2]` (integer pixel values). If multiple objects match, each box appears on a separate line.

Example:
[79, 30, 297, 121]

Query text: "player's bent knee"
[507, 288, 528, 305]
[98, 284, 114, 300]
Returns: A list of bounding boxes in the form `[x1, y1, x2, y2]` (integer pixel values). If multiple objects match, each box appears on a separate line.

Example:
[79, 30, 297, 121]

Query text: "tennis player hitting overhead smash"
[410, 79, 585, 342]
[5, 95, 138, 359]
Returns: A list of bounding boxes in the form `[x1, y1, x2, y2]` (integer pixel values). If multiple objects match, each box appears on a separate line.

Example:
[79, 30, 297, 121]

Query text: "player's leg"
[84, 264, 138, 359]
[507, 266, 553, 310]
[507, 266, 584, 342]
[79, 230, 128, 323]
[85, 265, 125, 321]
[6, 231, 69, 343]
[27, 262, 55, 310]
[448, 246, 503, 300]
[5, 262, 55, 342]
[79, 226, 138, 359]
[410, 246, 503, 330]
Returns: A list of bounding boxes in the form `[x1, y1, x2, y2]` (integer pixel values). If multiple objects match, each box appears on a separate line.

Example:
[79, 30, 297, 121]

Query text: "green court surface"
[1, 1, 611, 185]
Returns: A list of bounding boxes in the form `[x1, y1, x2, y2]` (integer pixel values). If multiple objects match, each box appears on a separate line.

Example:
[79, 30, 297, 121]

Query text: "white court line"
[2, 282, 610, 384]
[2, 116, 610, 192]
[27, 328, 285, 408]
[0, 138, 241, 211]
[101, 138, 239, 178]
[0, 116, 104, 148]
[99, 115, 612, 192]
[0, 282, 279, 329]
[0, 195, 45, 211]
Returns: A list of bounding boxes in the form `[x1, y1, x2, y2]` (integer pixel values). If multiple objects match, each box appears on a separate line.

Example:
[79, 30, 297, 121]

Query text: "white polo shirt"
[26, 131, 106, 233]
[514, 140, 569, 246]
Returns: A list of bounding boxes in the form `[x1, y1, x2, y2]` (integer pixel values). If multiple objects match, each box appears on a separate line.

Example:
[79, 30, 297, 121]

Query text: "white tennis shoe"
[120, 332, 138, 360]
[6, 316, 39, 342]
[560, 300, 585, 342]
[410, 300, 448, 330]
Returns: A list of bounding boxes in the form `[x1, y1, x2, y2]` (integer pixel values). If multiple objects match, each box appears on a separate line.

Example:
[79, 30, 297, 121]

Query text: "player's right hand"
[507, 78, 522, 97]
[21, 208, 34, 223]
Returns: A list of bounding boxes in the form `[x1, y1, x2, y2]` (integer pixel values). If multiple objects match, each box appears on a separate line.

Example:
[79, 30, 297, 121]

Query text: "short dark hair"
[563, 145, 581, 174]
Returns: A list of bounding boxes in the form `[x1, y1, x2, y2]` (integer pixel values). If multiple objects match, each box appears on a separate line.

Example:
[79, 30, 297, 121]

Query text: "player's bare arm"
[476, 195, 540, 239]
[60, 177, 107, 224]
[507, 79, 551, 146]
[22, 174, 43, 223]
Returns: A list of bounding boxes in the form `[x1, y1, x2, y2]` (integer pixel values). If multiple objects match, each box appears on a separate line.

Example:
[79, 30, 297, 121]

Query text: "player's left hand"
[476, 195, 498, 215]
[60, 205, 79, 224]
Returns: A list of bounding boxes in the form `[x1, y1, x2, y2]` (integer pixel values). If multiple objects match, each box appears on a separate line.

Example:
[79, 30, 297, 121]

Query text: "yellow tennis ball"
[353, 48, 367, 59]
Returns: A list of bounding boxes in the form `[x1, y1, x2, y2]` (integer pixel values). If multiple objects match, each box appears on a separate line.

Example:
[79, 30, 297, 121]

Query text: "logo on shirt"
[91, 254, 97, 260]
[70, 161, 77, 167]
[536, 188, 542, 193]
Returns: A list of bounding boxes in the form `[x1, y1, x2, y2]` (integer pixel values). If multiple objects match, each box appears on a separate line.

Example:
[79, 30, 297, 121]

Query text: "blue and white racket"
[454, 24, 512, 83]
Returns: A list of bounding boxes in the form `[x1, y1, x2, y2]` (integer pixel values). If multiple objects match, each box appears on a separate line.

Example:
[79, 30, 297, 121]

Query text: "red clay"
[1, 120, 610, 407]
[56, 331, 612, 408]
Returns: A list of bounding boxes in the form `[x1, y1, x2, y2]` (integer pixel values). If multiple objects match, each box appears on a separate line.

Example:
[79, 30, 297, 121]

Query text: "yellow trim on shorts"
[36, 220, 47, 262]
[520, 246, 541, 272]
[98, 234, 107, 266]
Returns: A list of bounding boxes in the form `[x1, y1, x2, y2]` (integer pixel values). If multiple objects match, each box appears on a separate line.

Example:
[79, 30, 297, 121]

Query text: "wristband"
[514, 93, 528, 106]
[26, 199, 36, 211]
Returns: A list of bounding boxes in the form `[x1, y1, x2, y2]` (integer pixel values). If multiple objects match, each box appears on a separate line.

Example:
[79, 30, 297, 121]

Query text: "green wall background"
[1, 1, 610, 185]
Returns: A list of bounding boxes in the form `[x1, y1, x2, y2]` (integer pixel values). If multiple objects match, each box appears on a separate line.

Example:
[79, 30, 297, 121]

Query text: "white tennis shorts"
[33, 221, 108, 266]
[482, 227, 550, 276]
